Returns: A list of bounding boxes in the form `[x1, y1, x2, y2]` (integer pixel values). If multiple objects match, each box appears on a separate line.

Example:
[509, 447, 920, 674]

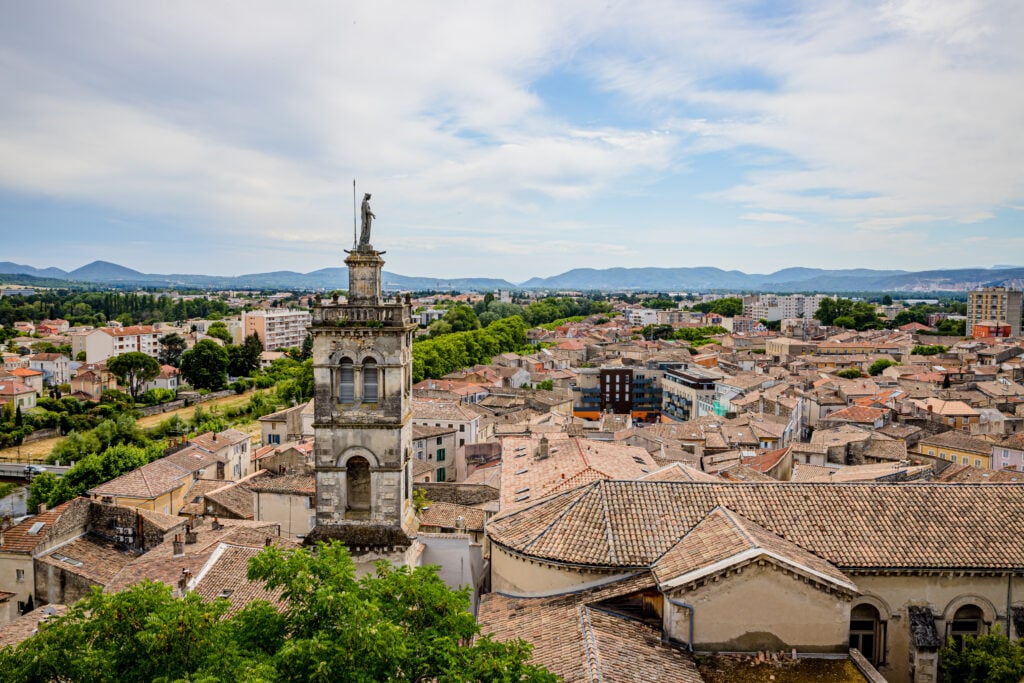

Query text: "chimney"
[37, 503, 47, 514]
[172, 535, 184, 557]
[536, 435, 550, 460]
[178, 568, 192, 595]
[455, 516, 466, 531]
[213, 432, 218, 442]
[211, 516, 223, 531]
[264, 537, 273, 547]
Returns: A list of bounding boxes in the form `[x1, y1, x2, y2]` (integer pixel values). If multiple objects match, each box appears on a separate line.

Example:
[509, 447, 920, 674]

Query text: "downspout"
[662, 591, 695, 653]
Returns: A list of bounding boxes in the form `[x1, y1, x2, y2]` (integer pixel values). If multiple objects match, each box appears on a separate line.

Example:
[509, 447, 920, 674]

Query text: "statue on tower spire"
[359, 192, 375, 249]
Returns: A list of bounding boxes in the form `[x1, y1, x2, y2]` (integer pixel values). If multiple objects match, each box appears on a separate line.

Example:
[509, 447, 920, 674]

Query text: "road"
[0, 390, 264, 464]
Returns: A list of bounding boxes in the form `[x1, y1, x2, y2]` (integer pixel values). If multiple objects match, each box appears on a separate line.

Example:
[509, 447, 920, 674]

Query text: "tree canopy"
[180, 339, 229, 391]
[107, 352, 161, 400]
[157, 332, 187, 367]
[0, 541, 556, 683]
[940, 628, 1024, 683]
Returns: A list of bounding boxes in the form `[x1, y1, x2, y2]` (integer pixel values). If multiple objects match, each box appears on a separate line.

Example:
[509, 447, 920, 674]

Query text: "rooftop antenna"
[352, 179, 358, 249]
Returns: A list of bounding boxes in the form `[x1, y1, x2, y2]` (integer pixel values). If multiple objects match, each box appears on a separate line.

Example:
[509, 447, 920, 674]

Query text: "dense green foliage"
[814, 298, 883, 329]
[940, 629, 1024, 683]
[0, 290, 231, 328]
[639, 324, 728, 347]
[157, 332, 187, 367]
[836, 368, 864, 379]
[412, 317, 528, 383]
[0, 542, 556, 682]
[912, 344, 948, 356]
[227, 334, 264, 377]
[107, 352, 161, 400]
[180, 340, 230, 390]
[868, 359, 899, 376]
[689, 297, 743, 317]
[30, 442, 163, 512]
[206, 321, 232, 342]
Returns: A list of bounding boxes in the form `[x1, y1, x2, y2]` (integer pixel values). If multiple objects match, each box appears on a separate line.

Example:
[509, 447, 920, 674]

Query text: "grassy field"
[0, 390, 263, 464]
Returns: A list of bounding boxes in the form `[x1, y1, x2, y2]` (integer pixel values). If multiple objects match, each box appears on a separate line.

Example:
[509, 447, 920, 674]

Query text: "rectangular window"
[975, 459, 982, 467]
[16, 569, 24, 583]
[460, 424, 465, 432]
[436, 437, 442, 445]
[436, 467, 446, 482]
[436, 448, 445, 462]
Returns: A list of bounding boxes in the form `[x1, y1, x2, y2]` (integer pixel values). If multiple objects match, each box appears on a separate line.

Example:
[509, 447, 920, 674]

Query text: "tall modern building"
[242, 309, 311, 351]
[967, 287, 1022, 337]
[306, 245, 419, 570]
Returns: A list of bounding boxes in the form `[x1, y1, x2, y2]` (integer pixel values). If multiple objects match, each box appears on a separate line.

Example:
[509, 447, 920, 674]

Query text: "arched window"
[346, 456, 371, 516]
[850, 603, 885, 665]
[363, 358, 378, 403]
[950, 605, 983, 647]
[339, 359, 354, 403]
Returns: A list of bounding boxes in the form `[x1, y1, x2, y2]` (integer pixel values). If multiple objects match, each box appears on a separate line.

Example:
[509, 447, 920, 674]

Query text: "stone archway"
[346, 456, 371, 518]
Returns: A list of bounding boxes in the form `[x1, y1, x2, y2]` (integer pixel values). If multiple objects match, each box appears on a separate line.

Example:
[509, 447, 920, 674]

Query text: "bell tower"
[307, 220, 418, 564]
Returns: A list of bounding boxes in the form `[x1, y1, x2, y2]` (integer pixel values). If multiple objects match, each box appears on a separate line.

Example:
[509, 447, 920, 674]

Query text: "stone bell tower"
[306, 207, 419, 566]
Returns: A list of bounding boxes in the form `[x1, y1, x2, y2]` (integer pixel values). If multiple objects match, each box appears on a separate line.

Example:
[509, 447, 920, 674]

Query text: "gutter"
[662, 591, 695, 653]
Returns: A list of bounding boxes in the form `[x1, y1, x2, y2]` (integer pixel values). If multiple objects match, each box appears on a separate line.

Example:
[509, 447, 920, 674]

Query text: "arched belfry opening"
[346, 456, 371, 519]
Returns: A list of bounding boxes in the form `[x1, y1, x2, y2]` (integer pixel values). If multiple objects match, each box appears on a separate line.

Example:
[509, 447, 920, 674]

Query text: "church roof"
[488, 480, 1024, 571]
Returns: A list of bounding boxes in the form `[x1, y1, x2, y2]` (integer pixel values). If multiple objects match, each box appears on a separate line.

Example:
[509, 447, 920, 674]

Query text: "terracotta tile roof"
[36, 536, 137, 585]
[190, 429, 250, 452]
[799, 462, 929, 483]
[100, 325, 158, 337]
[411, 459, 434, 478]
[934, 464, 1024, 483]
[489, 480, 1024, 571]
[180, 479, 233, 516]
[919, 430, 993, 455]
[499, 434, 657, 510]
[88, 458, 192, 499]
[190, 543, 290, 614]
[717, 464, 776, 482]
[248, 473, 315, 495]
[412, 425, 458, 439]
[412, 399, 481, 422]
[204, 481, 255, 519]
[791, 463, 836, 482]
[825, 405, 889, 424]
[0, 499, 83, 554]
[640, 462, 720, 483]
[165, 445, 220, 472]
[652, 506, 855, 592]
[0, 605, 69, 648]
[479, 575, 704, 683]
[419, 501, 486, 532]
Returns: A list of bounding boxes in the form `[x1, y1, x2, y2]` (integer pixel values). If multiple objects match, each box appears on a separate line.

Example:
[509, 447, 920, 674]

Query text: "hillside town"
[1, 241, 1023, 683]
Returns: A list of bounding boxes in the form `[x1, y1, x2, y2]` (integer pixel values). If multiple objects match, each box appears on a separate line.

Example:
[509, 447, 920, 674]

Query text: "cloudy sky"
[1, 1, 1022, 282]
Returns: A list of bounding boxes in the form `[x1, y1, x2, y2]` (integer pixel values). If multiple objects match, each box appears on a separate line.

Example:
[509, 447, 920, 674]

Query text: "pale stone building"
[305, 245, 421, 572]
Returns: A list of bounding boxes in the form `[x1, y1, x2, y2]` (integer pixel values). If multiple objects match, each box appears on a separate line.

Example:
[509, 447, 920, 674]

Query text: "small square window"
[16, 569, 24, 583]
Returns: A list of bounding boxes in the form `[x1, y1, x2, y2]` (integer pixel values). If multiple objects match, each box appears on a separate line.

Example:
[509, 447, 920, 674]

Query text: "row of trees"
[0, 290, 231, 328]
[0, 541, 555, 682]
[412, 317, 528, 383]
[639, 324, 729, 346]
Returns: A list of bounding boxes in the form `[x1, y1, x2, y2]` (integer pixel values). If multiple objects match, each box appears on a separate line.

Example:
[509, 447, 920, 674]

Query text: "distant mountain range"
[1, 260, 1023, 293]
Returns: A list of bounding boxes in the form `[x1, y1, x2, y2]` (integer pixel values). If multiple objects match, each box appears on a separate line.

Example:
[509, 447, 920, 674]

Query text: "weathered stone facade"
[308, 247, 418, 556]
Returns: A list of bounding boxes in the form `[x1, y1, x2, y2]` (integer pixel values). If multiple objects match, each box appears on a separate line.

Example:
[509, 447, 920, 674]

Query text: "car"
[24, 464, 46, 476]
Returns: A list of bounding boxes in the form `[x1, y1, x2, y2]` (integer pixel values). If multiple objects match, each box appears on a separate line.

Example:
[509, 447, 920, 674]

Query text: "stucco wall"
[490, 544, 621, 595]
[851, 573, 1024, 683]
[667, 562, 851, 653]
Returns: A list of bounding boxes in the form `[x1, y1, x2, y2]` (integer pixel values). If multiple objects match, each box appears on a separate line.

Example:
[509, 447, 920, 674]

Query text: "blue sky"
[1, 1, 1021, 282]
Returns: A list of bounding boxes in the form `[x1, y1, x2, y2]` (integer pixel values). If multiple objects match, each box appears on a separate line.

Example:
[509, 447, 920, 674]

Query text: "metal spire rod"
[353, 179, 357, 248]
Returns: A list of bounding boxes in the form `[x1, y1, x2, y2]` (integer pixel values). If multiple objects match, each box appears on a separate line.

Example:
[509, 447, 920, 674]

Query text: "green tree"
[180, 339, 229, 391]
[913, 344, 948, 356]
[881, 294, 893, 305]
[836, 368, 864, 379]
[442, 304, 481, 333]
[941, 627, 1024, 683]
[158, 332, 187, 367]
[868, 359, 899, 376]
[227, 334, 263, 378]
[107, 352, 161, 401]
[206, 321, 232, 343]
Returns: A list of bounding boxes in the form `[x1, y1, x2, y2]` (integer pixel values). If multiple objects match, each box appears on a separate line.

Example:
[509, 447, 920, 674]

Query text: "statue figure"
[359, 193, 375, 248]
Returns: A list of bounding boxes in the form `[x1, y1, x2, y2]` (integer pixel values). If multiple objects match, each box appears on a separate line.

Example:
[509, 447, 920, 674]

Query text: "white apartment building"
[243, 309, 311, 351]
[626, 309, 659, 326]
[743, 294, 831, 322]
[71, 326, 161, 363]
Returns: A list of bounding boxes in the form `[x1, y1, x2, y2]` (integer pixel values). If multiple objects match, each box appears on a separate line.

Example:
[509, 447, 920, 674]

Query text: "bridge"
[0, 463, 72, 480]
